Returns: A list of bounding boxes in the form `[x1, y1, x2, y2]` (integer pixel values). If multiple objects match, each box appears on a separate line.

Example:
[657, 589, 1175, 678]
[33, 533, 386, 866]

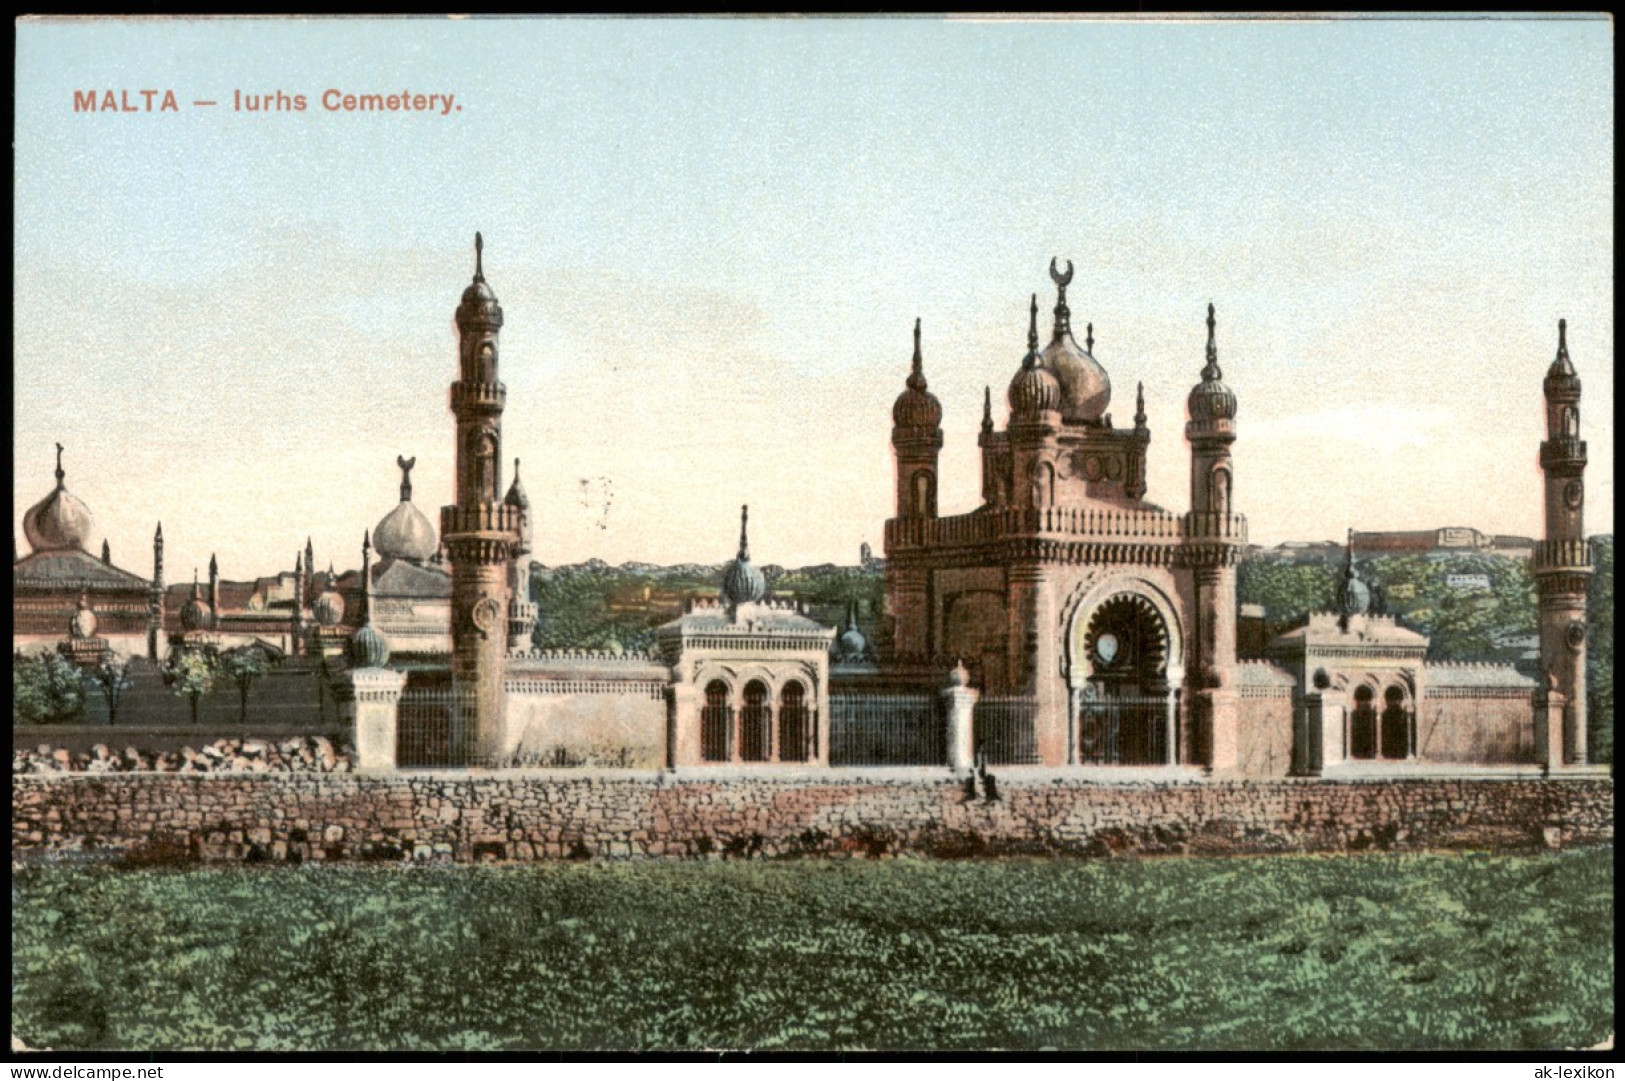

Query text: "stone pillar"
[1296, 689, 1346, 775]
[1192, 564, 1241, 774]
[349, 668, 407, 772]
[813, 676, 831, 768]
[1533, 686, 1567, 771]
[1204, 688, 1241, 776]
[666, 682, 700, 770]
[1163, 687, 1179, 767]
[942, 673, 979, 772]
[1028, 569, 1068, 767]
[885, 563, 930, 658]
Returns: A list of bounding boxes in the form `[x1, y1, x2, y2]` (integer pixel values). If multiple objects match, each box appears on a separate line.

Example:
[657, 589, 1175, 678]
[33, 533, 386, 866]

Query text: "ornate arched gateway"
[1067, 587, 1183, 766]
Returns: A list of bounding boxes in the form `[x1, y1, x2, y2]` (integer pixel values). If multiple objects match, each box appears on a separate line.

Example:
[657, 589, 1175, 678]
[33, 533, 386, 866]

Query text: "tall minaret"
[1184, 303, 1244, 771]
[290, 551, 306, 657]
[147, 522, 164, 659]
[442, 233, 522, 765]
[1535, 319, 1591, 766]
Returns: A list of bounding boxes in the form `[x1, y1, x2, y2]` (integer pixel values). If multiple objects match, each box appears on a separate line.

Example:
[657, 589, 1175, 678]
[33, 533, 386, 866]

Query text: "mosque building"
[12, 240, 1598, 776]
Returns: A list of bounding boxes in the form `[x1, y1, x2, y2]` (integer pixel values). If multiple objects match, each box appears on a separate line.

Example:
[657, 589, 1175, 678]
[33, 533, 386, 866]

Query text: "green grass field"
[11, 850, 1613, 1052]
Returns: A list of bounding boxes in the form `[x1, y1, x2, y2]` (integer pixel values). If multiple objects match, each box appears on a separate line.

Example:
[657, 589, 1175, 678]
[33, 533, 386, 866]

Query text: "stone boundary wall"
[11, 772, 1611, 864]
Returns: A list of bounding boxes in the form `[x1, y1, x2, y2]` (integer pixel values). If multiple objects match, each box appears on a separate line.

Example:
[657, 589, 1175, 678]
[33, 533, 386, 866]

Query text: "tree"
[89, 655, 135, 727]
[13, 651, 85, 725]
[218, 647, 270, 725]
[167, 651, 216, 726]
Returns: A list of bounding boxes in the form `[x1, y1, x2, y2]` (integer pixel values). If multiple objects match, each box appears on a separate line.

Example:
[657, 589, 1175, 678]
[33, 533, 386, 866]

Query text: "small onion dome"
[1009, 294, 1062, 420]
[1335, 534, 1371, 623]
[347, 622, 391, 669]
[455, 233, 504, 331]
[1041, 259, 1111, 424]
[375, 456, 437, 563]
[720, 505, 767, 607]
[314, 584, 346, 627]
[69, 595, 98, 640]
[836, 618, 869, 662]
[891, 319, 944, 430]
[181, 578, 213, 632]
[1544, 319, 1580, 393]
[1187, 304, 1238, 422]
[23, 445, 95, 554]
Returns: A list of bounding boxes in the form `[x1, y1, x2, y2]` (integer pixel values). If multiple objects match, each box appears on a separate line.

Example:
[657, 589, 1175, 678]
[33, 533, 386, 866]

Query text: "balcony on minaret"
[450, 380, 507, 416]
[440, 503, 525, 539]
[1181, 510, 1248, 543]
[1539, 437, 1587, 471]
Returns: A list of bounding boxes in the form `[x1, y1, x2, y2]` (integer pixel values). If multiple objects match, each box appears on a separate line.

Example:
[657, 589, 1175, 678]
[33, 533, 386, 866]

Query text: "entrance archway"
[1072, 592, 1177, 765]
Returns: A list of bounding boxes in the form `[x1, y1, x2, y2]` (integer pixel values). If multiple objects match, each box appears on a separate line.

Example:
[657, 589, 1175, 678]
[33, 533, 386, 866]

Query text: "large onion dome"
[1009, 294, 1062, 420]
[22, 444, 94, 554]
[1187, 304, 1237, 422]
[374, 455, 437, 563]
[180, 575, 213, 631]
[720, 505, 767, 607]
[70, 595, 98, 640]
[891, 319, 943, 430]
[1040, 259, 1112, 424]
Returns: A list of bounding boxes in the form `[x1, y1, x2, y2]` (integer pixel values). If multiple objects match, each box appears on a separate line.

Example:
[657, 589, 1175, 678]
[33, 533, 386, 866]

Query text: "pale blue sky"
[14, 16, 1613, 580]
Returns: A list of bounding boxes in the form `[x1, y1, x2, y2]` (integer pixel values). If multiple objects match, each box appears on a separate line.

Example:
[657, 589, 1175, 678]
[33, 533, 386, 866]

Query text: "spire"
[981, 385, 993, 431]
[1027, 293, 1040, 355]
[845, 599, 859, 632]
[191, 568, 201, 599]
[1551, 318, 1576, 377]
[397, 455, 416, 502]
[1049, 257, 1074, 339]
[906, 318, 927, 392]
[1086, 322, 1094, 353]
[473, 232, 485, 283]
[101, 539, 111, 565]
[1202, 303, 1222, 381]
[361, 530, 373, 624]
[1134, 382, 1146, 429]
[208, 553, 218, 579]
[53, 442, 65, 489]
[737, 504, 750, 561]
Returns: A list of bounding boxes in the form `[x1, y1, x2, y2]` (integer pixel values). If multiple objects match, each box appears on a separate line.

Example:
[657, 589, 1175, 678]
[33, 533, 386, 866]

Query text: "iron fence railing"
[830, 693, 943, 766]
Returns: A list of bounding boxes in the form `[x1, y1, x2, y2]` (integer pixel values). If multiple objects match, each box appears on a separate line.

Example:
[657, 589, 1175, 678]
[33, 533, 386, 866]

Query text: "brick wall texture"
[11, 772, 1611, 864]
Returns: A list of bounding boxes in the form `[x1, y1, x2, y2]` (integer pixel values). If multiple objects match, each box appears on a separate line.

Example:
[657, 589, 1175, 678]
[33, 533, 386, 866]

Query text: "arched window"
[477, 341, 496, 382]
[1032, 461, 1056, 508]
[778, 681, 809, 763]
[1560, 405, 1579, 438]
[1351, 686, 1377, 759]
[1209, 467, 1231, 516]
[741, 680, 771, 762]
[1380, 685, 1410, 760]
[701, 680, 730, 762]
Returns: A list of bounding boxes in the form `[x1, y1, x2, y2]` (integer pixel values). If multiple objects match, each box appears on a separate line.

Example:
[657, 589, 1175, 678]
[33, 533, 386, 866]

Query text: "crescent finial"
[53, 442, 65, 486]
[474, 232, 485, 282]
[1049, 257, 1074, 288]
[396, 455, 416, 502]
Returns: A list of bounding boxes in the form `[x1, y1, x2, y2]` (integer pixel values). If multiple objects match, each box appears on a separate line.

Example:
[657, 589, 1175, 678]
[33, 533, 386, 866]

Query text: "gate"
[1075, 692, 1172, 766]
[829, 693, 943, 766]
[973, 696, 1039, 765]
[397, 686, 455, 768]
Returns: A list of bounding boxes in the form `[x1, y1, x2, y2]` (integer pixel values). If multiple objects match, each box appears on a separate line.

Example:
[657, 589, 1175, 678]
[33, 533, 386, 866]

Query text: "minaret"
[304, 537, 315, 607]
[208, 553, 221, 631]
[442, 233, 522, 765]
[1535, 319, 1591, 766]
[101, 539, 111, 566]
[891, 318, 943, 519]
[1183, 303, 1244, 772]
[147, 522, 164, 660]
[504, 457, 538, 651]
[885, 318, 944, 658]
